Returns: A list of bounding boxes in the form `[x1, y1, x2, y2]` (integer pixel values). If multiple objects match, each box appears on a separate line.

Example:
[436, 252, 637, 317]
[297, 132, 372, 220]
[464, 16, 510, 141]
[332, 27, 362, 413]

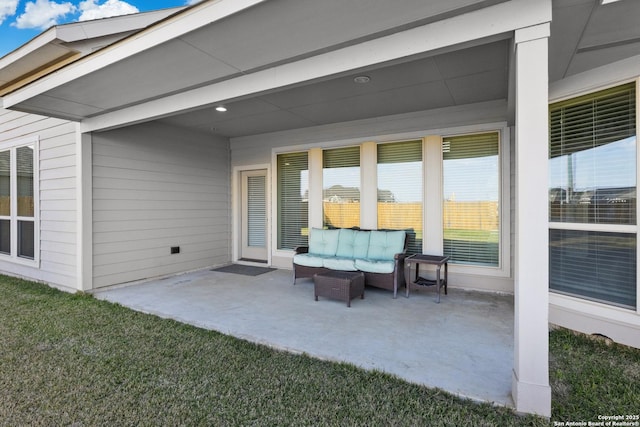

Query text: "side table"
[404, 254, 449, 303]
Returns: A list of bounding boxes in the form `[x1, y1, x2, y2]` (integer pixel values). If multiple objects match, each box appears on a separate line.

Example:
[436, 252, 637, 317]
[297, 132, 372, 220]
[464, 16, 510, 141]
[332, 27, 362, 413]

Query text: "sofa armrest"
[294, 246, 309, 255]
[394, 252, 407, 262]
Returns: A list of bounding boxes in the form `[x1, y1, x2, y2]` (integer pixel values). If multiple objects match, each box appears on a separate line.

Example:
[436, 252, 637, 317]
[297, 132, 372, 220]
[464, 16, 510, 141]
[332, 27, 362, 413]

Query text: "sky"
[0, 0, 203, 58]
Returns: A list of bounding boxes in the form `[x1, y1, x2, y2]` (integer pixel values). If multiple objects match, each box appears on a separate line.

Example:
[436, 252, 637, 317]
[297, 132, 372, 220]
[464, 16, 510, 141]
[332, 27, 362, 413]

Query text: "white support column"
[512, 23, 552, 417]
[424, 136, 443, 255]
[308, 147, 324, 229]
[360, 142, 378, 229]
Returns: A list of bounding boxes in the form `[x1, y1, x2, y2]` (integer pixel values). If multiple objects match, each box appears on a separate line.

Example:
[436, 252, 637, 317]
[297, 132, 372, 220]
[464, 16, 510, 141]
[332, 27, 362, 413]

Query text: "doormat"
[211, 264, 276, 276]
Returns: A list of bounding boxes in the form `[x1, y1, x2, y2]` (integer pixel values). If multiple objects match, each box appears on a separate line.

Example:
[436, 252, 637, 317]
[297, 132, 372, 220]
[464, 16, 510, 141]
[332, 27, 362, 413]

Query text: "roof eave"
[0, 6, 188, 97]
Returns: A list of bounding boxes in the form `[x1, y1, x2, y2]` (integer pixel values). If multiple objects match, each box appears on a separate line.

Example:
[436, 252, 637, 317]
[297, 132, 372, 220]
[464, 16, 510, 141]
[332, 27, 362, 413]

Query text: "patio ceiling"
[2, 0, 639, 138]
[158, 40, 510, 137]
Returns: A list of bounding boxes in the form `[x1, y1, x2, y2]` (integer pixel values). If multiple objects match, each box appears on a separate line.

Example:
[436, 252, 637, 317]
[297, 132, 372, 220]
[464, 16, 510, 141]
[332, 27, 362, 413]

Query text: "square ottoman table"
[313, 271, 365, 307]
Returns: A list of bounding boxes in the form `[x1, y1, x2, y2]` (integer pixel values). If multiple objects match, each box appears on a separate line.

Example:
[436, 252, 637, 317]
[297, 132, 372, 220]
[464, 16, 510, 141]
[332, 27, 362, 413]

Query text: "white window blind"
[377, 140, 423, 254]
[549, 83, 637, 309]
[277, 152, 308, 250]
[323, 146, 360, 229]
[442, 132, 500, 266]
[247, 175, 266, 247]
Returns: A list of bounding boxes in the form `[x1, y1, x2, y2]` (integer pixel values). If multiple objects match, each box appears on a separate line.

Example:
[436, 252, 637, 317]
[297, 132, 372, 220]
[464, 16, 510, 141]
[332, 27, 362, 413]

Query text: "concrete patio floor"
[93, 267, 514, 407]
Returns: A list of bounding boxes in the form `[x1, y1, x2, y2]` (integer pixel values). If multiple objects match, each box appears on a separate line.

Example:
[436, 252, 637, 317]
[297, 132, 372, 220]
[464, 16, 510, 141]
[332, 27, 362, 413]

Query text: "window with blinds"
[323, 146, 360, 229]
[377, 140, 423, 254]
[17, 146, 34, 259]
[0, 143, 36, 260]
[550, 83, 636, 224]
[442, 132, 500, 266]
[277, 152, 309, 250]
[549, 82, 637, 309]
[0, 150, 10, 255]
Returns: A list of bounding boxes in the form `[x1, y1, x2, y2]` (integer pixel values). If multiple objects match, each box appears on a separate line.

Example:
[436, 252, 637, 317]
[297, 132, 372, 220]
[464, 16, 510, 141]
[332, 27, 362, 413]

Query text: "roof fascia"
[77, 0, 552, 133]
[2, 0, 267, 106]
[52, 7, 187, 43]
[0, 8, 184, 68]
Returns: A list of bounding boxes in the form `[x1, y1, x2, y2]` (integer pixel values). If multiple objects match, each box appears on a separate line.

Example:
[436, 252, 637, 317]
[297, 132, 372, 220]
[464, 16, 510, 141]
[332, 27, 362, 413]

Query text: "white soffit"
[550, 0, 640, 80]
[157, 40, 509, 137]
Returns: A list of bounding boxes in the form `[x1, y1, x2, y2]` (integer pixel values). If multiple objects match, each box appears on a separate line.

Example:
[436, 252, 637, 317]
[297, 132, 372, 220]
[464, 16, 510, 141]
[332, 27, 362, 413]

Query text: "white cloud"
[13, 0, 76, 29]
[0, 0, 19, 26]
[78, 0, 138, 21]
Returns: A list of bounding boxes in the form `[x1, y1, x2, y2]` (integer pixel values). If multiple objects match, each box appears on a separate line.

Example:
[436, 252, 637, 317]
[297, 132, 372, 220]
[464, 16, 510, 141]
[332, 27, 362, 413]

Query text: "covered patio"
[93, 267, 514, 407]
[6, 0, 608, 415]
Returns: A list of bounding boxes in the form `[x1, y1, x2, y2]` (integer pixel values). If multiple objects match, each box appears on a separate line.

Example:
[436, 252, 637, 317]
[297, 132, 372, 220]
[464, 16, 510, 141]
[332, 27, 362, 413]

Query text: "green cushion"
[367, 230, 406, 261]
[323, 257, 357, 271]
[354, 258, 395, 274]
[293, 253, 327, 268]
[336, 229, 371, 259]
[308, 228, 340, 256]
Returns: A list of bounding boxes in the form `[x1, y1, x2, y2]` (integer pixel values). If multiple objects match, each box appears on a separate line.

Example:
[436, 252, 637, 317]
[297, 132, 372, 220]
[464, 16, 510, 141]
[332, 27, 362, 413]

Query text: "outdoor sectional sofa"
[292, 228, 408, 298]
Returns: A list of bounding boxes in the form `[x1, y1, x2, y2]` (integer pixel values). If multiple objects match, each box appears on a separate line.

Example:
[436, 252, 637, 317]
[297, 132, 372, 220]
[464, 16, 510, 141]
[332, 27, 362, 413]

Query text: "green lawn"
[1, 276, 638, 426]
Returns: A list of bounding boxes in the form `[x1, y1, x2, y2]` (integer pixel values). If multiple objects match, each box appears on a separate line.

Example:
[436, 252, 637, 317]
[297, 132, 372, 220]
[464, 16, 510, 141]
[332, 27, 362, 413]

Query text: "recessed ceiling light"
[215, 106, 227, 112]
[353, 75, 371, 84]
[601, 0, 621, 4]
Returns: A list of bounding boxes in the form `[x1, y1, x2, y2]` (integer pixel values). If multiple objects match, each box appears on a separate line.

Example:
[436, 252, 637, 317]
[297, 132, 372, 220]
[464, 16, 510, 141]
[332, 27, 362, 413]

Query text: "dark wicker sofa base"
[292, 254, 406, 298]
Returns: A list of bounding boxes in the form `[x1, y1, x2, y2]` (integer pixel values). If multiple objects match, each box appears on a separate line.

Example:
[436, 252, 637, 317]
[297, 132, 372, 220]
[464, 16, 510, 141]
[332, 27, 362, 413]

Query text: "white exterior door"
[240, 169, 268, 262]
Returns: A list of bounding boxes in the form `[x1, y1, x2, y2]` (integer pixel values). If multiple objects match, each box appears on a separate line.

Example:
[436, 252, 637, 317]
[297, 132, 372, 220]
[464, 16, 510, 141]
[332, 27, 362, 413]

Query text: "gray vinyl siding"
[0, 108, 78, 289]
[92, 121, 230, 288]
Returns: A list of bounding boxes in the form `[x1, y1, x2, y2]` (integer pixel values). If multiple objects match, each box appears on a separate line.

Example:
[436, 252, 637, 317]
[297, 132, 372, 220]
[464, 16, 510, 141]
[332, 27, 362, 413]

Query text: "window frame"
[376, 139, 423, 255]
[0, 136, 39, 266]
[548, 80, 639, 311]
[441, 131, 502, 269]
[271, 123, 510, 280]
[274, 151, 309, 251]
[440, 128, 511, 278]
[322, 145, 361, 229]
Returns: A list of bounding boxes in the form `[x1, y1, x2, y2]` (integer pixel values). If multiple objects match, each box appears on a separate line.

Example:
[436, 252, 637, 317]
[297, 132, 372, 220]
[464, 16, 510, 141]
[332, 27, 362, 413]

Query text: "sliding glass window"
[377, 140, 423, 254]
[442, 132, 500, 267]
[549, 82, 637, 309]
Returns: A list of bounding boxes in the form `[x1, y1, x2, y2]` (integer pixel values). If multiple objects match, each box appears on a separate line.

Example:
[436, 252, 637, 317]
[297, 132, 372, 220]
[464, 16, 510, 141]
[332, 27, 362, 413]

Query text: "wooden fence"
[323, 201, 498, 231]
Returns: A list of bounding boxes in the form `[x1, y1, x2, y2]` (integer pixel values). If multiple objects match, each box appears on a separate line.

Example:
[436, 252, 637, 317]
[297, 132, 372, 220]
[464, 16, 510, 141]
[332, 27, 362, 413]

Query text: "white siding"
[0, 108, 78, 290]
[92, 122, 230, 288]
